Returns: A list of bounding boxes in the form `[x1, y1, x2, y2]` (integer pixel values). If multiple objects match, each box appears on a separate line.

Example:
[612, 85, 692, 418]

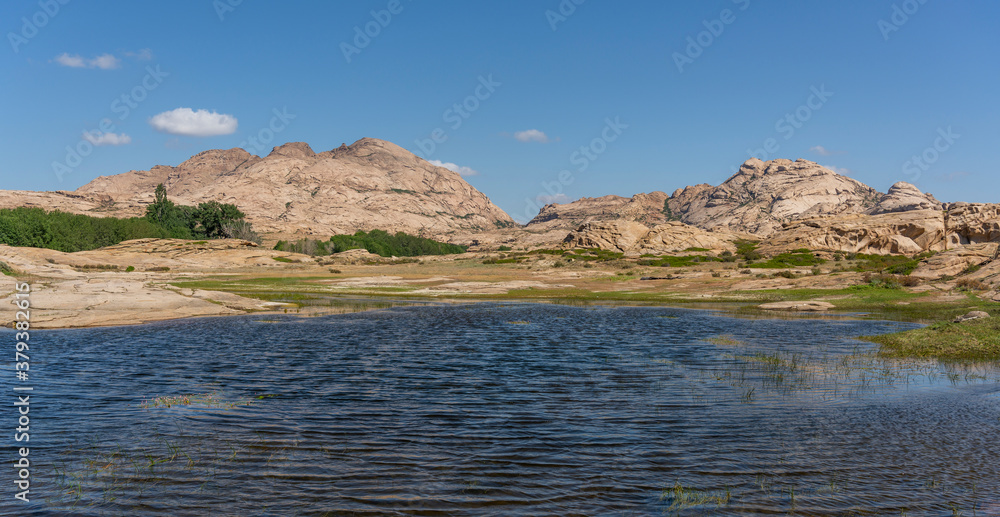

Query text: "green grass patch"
[638, 255, 719, 267]
[749, 249, 825, 269]
[865, 314, 1000, 361]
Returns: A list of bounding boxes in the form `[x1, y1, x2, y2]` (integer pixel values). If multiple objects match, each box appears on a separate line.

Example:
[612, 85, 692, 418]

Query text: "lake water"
[4, 303, 1000, 516]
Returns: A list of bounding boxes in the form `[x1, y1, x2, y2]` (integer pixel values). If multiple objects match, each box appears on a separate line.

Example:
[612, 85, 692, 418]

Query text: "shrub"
[962, 263, 982, 275]
[221, 220, 262, 244]
[754, 250, 825, 269]
[125, 266, 135, 272]
[956, 278, 989, 291]
[498, 245, 512, 251]
[328, 268, 342, 274]
[711, 271, 722, 278]
[0, 261, 14, 276]
[0, 207, 173, 252]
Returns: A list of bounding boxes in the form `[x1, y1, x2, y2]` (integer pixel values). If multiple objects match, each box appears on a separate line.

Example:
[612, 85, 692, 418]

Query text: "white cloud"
[514, 129, 550, 143]
[823, 164, 852, 176]
[54, 53, 121, 69]
[149, 108, 238, 137]
[810, 145, 845, 156]
[429, 160, 478, 176]
[82, 131, 131, 146]
[54, 53, 86, 67]
[536, 193, 571, 205]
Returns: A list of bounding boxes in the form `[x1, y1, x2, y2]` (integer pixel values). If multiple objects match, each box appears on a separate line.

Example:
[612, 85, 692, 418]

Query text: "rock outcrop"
[911, 243, 998, 279]
[562, 221, 651, 253]
[870, 182, 943, 214]
[759, 210, 948, 255]
[562, 220, 738, 255]
[632, 222, 737, 254]
[527, 192, 670, 232]
[945, 203, 1000, 246]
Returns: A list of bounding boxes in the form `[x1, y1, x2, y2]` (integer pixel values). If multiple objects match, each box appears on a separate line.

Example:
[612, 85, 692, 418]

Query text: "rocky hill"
[524, 158, 890, 237]
[5, 138, 517, 240]
[665, 158, 883, 235]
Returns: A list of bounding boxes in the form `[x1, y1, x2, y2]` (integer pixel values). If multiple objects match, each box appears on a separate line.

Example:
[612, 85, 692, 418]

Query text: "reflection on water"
[5, 304, 1000, 515]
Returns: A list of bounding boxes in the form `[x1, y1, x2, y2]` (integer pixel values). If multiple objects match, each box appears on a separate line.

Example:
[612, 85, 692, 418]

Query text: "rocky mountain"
[665, 158, 883, 236]
[525, 158, 891, 237]
[45, 138, 516, 238]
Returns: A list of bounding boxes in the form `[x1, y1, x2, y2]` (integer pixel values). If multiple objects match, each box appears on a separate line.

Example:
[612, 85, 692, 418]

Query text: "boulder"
[953, 311, 990, 323]
[758, 301, 834, 312]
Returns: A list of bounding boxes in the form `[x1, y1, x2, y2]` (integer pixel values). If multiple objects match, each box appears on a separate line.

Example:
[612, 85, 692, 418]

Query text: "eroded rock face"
[526, 192, 670, 232]
[945, 203, 1000, 246]
[759, 210, 948, 255]
[870, 182, 943, 214]
[562, 221, 651, 252]
[562, 220, 737, 255]
[632, 221, 736, 254]
[2, 138, 517, 240]
[911, 243, 998, 280]
[666, 158, 882, 236]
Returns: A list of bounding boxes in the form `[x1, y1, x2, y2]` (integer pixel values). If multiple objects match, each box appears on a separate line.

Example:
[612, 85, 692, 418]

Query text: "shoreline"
[3, 239, 997, 359]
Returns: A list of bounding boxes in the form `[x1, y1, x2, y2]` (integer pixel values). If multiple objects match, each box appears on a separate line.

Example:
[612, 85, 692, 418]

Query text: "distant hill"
[0, 138, 516, 240]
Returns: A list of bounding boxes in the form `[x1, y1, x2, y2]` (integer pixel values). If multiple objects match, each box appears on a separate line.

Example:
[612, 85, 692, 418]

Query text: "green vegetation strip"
[864, 316, 1000, 361]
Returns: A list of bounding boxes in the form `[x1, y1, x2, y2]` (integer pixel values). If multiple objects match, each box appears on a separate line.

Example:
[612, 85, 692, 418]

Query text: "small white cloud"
[125, 48, 153, 60]
[54, 53, 86, 67]
[810, 145, 845, 156]
[823, 164, 852, 176]
[149, 108, 238, 137]
[429, 160, 478, 176]
[514, 129, 550, 143]
[82, 131, 131, 146]
[90, 53, 121, 69]
[536, 193, 571, 205]
[54, 53, 121, 69]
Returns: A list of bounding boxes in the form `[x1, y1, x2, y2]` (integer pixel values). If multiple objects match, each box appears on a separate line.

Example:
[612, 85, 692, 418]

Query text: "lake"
[5, 303, 1000, 515]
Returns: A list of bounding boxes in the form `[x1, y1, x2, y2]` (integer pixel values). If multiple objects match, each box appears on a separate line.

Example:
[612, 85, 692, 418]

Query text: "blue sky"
[2, 1, 997, 222]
